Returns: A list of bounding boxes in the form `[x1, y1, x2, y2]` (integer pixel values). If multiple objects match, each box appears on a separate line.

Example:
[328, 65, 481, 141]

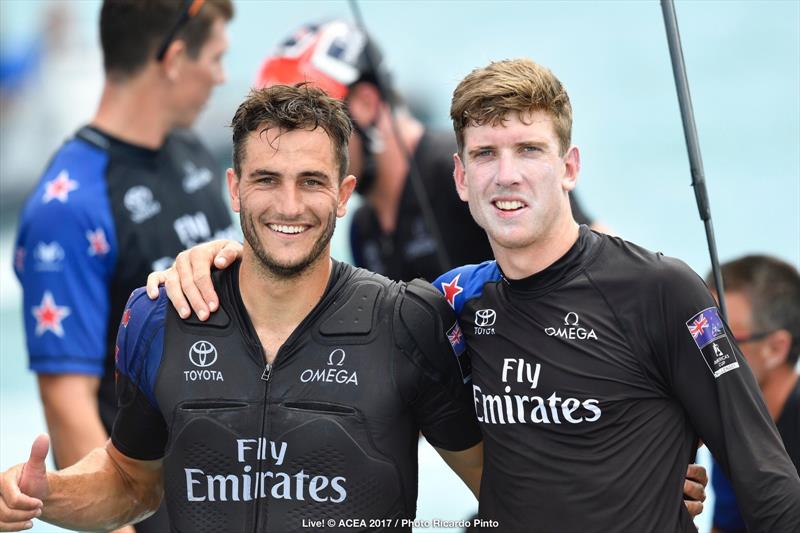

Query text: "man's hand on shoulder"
[146, 239, 242, 320]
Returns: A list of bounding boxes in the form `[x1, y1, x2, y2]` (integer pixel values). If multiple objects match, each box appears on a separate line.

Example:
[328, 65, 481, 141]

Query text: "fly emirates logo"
[473, 358, 601, 425]
[184, 438, 347, 503]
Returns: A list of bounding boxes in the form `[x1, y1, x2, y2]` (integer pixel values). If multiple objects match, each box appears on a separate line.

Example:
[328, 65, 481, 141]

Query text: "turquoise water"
[2, 1, 799, 531]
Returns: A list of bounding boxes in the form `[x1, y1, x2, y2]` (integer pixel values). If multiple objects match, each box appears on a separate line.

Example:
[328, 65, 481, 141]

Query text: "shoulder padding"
[319, 280, 384, 336]
[397, 279, 457, 378]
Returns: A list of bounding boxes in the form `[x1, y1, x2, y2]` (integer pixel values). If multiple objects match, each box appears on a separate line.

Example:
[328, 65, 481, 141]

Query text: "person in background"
[708, 255, 800, 533]
[255, 19, 608, 282]
[12, 1, 236, 531]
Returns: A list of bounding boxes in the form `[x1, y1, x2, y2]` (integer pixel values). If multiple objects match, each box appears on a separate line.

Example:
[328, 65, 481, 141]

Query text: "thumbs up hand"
[0, 435, 50, 531]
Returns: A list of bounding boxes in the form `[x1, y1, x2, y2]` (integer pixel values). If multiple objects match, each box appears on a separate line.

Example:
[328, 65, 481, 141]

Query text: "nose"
[275, 183, 304, 218]
[494, 152, 520, 187]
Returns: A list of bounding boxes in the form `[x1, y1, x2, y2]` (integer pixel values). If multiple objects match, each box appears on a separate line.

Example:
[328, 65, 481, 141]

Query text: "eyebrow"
[247, 169, 332, 182]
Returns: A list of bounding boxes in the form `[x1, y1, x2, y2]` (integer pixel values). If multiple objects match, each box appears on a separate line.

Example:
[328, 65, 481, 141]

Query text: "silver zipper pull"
[261, 363, 273, 382]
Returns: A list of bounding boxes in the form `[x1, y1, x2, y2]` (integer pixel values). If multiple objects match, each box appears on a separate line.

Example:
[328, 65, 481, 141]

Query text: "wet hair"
[230, 83, 353, 180]
[450, 58, 572, 156]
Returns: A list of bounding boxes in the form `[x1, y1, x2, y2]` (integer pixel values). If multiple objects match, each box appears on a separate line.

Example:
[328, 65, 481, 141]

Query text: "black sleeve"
[394, 279, 482, 451]
[112, 373, 169, 460]
[646, 258, 800, 532]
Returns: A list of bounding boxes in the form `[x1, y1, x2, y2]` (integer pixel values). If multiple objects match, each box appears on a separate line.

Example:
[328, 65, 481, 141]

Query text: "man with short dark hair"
[706, 255, 800, 533]
[0, 84, 483, 533]
[12, 1, 236, 531]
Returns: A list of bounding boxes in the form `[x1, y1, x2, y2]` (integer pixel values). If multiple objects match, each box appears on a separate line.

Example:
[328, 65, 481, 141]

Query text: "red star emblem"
[42, 170, 79, 204]
[441, 273, 464, 308]
[86, 228, 110, 256]
[32, 291, 72, 337]
[690, 315, 709, 338]
[121, 308, 131, 327]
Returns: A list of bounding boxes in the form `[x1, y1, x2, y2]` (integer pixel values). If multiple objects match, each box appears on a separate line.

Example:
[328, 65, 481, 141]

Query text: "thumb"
[19, 434, 50, 492]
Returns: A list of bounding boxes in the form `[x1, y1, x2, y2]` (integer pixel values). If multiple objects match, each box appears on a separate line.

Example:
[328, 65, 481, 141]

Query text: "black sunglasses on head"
[155, 0, 206, 62]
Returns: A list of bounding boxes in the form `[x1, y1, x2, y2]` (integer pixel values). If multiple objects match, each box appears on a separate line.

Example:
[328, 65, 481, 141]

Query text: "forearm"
[42, 443, 162, 531]
[38, 374, 108, 468]
[435, 443, 483, 500]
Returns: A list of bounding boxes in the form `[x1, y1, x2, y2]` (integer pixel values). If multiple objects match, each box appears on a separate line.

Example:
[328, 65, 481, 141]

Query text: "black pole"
[347, 0, 452, 273]
[661, 0, 727, 318]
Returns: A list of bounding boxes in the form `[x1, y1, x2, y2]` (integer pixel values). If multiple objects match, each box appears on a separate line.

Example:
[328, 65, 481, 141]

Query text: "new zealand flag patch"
[447, 321, 471, 383]
[686, 307, 739, 378]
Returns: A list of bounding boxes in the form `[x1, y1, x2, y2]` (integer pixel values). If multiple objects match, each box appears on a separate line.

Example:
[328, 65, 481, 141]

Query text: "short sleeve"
[14, 140, 117, 376]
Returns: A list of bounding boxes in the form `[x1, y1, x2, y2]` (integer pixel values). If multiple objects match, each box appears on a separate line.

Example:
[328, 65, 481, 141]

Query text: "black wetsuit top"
[433, 226, 800, 533]
[112, 261, 481, 532]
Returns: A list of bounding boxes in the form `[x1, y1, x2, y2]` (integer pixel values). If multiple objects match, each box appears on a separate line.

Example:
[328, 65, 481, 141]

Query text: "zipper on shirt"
[253, 348, 273, 532]
[261, 363, 272, 382]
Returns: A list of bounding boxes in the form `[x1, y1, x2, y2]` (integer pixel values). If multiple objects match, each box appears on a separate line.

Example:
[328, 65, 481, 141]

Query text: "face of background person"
[170, 17, 229, 129]
[721, 289, 778, 385]
[453, 110, 579, 256]
[227, 126, 356, 278]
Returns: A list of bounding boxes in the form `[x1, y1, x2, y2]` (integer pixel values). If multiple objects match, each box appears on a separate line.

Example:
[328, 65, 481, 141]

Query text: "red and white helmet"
[254, 19, 390, 100]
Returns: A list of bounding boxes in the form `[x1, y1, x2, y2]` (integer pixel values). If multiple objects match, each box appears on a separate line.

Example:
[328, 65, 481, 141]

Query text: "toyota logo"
[475, 309, 497, 327]
[189, 340, 218, 368]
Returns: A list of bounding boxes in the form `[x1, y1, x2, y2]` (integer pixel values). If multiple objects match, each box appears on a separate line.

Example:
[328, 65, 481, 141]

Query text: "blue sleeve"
[115, 287, 167, 411]
[432, 260, 500, 315]
[711, 458, 746, 531]
[14, 138, 117, 376]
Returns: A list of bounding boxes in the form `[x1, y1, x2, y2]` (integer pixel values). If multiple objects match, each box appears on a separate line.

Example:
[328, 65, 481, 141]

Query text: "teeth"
[494, 200, 525, 211]
[268, 224, 307, 234]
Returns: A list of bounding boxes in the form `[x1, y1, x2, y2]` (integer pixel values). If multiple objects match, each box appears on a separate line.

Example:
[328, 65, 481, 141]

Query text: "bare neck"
[762, 364, 799, 421]
[493, 209, 581, 280]
[238, 249, 333, 363]
[91, 74, 172, 149]
[368, 111, 424, 233]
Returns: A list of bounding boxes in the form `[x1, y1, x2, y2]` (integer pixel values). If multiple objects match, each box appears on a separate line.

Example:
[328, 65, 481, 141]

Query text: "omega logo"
[189, 340, 218, 368]
[544, 312, 598, 340]
[300, 349, 359, 386]
[328, 348, 346, 367]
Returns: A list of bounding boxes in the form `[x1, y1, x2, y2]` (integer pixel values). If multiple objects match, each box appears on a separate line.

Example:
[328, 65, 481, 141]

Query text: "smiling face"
[453, 109, 579, 256]
[228, 126, 356, 278]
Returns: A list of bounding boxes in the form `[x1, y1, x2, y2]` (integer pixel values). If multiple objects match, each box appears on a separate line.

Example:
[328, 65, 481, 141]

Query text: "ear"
[160, 40, 188, 82]
[226, 168, 241, 213]
[453, 152, 469, 202]
[562, 145, 580, 192]
[336, 174, 357, 217]
[764, 329, 792, 370]
[347, 82, 382, 128]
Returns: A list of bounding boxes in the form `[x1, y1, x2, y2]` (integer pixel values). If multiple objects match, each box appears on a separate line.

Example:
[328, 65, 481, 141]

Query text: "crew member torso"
[113, 261, 480, 532]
